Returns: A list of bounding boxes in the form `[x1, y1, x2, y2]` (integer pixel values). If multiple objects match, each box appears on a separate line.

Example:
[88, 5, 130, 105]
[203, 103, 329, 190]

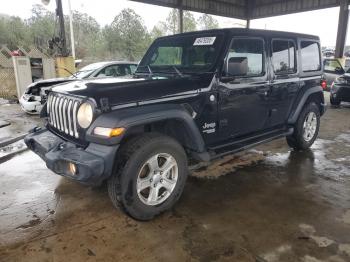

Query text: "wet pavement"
[0, 94, 350, 262]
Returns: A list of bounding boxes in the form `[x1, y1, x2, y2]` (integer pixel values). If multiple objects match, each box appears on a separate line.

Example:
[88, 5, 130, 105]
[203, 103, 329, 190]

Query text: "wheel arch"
[288, 86, 325, 124]
[86, 104, 207, 155]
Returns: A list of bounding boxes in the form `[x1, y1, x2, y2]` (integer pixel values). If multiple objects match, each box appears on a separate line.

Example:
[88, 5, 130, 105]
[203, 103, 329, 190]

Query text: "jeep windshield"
[137, 33, 224, 75]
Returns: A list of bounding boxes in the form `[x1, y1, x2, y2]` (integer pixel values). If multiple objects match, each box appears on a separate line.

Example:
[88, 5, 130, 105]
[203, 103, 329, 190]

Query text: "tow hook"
[29, 126, 42, 133]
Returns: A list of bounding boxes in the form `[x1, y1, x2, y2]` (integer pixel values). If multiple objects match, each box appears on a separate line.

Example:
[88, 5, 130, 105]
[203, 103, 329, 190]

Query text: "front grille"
[47, 93, 81, 138]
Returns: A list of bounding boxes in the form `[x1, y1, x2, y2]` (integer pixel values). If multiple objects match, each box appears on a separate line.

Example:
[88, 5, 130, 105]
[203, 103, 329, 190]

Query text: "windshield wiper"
[172, 66, 184, 78]
[146, 65, 153, 78]
[135, 65, 153, 79]
[57, 67, 77, 78]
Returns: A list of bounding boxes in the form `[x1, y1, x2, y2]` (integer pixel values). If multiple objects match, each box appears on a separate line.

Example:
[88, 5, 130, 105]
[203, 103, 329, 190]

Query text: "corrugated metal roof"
[130, 0, 341, 19]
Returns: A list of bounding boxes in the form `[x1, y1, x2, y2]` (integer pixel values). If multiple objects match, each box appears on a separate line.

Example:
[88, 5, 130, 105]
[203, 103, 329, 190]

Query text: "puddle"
[261, 245, 292, 262]
[263, 138, 350, 182]
[340, 210, 350, 224]
[339, 244, 350, 257]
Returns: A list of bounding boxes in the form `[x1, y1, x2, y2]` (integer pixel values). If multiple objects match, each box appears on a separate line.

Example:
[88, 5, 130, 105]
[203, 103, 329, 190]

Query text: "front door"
[218, 37, 271, 141]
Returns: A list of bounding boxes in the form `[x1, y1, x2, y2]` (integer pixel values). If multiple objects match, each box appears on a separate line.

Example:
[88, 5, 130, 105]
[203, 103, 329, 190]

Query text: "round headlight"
[77, 102, 93, 128]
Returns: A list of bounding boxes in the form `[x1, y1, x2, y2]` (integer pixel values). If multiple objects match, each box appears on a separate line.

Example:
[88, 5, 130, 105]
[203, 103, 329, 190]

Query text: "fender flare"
[288, 86, 324, 124]
[86, 104, 206, 153]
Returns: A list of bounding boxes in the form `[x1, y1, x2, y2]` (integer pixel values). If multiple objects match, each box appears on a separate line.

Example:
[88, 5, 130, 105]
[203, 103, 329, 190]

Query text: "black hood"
[51, 74, 215, 107]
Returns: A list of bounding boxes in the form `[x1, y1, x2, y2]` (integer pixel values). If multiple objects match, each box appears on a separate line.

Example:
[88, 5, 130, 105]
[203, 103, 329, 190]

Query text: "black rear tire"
[286, 102, 320, 150]
[107, 133, 188, 221]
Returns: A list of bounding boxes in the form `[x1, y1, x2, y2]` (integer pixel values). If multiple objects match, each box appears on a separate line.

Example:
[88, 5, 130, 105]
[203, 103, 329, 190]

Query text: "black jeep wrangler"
[25, 29, 326, 220]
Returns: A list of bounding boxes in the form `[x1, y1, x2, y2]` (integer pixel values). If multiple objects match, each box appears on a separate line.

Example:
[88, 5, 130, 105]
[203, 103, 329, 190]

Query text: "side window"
[324, 59, 344, 74]
[272, 40, 296, 74]
[225, 38, 264, 77]
[301, 41, 321, 72]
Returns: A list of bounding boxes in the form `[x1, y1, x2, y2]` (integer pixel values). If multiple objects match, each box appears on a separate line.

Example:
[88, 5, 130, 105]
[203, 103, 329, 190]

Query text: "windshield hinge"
[100, 97, 111, 112]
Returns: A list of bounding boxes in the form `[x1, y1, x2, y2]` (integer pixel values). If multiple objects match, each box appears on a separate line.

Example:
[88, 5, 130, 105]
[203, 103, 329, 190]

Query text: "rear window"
[301, 41, 321, 72]
[272, 40, 296, 74]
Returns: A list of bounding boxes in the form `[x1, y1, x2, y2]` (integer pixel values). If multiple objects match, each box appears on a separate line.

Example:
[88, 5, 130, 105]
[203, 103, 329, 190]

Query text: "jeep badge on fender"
[25, 28, 326, 220]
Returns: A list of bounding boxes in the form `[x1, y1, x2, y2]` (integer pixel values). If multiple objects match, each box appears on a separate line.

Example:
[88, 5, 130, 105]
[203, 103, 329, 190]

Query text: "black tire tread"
[108, 133, 162, 210]
[107, 133, 187, 220]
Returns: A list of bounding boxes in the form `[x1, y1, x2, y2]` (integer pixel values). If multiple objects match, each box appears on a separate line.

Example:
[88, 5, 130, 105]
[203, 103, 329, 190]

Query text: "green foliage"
[103, 8, 150, 61]
[67, 11, 102, 58]
[0, 15, 31, 50]
[197, 14, 219, 30]
[165, 9, 197, 34]
[27, 4, 56, 51]
[0, 5, 219, 62]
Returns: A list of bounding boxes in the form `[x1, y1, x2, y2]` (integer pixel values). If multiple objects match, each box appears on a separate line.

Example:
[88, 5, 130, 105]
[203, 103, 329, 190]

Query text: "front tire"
[330, 96, 341, 106]
[108, 133, 188, 221]
[286, 102, 320, 150]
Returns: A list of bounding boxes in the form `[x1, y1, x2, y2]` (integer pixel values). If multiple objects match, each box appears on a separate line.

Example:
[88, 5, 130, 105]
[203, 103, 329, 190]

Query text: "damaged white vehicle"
[20, 61, 138, 114]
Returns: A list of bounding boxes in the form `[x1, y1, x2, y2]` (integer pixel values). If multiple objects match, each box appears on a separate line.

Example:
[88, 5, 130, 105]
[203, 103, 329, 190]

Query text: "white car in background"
[20, 61, 138, 114]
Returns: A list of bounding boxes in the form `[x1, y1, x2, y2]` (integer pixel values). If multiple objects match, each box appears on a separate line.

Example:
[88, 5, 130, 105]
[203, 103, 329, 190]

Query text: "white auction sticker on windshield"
[193, 37, 216, 46]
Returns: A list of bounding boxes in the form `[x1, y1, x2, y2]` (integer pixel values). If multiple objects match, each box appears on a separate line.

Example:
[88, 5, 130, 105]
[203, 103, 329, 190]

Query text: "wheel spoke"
[148, 186, 159, 203]
[160, 156, 175, 174]
[137, 178, 151, 192]
[147, 154, 159, 173]
[161, 177, 176, 191]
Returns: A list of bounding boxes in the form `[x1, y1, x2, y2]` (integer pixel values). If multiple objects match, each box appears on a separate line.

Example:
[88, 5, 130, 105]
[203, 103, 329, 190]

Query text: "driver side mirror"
[225, 57, 248, 77]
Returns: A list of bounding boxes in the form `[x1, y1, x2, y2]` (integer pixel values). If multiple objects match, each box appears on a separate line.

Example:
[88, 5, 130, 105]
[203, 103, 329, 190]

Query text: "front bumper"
[24, 128, 119, 185]
[19, 95, 43, 114]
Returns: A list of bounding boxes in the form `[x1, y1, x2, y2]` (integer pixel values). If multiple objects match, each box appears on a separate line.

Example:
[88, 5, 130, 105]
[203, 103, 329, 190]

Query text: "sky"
[0, 0, 347, 47]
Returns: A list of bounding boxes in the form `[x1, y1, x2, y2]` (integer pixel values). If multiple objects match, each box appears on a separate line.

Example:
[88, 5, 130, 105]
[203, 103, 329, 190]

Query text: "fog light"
[69, 162, 77, 175]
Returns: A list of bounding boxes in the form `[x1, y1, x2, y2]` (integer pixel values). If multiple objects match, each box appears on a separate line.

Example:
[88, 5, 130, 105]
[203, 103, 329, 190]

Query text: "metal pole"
[179, 8, 183, 33]
[67, 0, 75, 59]
[335, 0, 349, 58]
[56, 0, 68, 56]
[246, 19, 250, 29]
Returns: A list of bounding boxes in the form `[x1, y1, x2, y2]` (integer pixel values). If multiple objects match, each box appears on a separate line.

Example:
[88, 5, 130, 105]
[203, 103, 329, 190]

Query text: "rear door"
[267, 38, 300, 127]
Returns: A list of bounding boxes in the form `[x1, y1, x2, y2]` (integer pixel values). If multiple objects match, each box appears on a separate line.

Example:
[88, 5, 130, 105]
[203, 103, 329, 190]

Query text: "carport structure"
[131, 0, 349, 57]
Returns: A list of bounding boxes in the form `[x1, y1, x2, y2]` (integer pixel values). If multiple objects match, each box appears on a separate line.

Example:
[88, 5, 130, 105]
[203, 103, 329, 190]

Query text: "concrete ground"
[0, 93, 350, 262]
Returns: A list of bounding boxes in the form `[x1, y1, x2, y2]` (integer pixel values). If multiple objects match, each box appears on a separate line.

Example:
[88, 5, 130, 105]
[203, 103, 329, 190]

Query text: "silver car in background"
[20, 61, 138, 114]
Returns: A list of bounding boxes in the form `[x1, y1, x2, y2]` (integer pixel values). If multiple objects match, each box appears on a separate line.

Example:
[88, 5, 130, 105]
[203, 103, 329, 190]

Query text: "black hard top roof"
[159, 28, 319, 41]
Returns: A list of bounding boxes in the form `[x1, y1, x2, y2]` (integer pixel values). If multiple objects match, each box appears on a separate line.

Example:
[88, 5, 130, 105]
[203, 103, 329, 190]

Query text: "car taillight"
[321, 80, 327, 90]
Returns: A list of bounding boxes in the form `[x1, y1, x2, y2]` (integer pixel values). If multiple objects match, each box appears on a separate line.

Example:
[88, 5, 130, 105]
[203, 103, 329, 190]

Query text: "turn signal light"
[93, 127, 125, 137]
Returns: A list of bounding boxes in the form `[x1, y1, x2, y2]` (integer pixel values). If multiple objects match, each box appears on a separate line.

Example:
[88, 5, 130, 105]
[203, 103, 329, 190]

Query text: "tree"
[150, 21, 167, 40]
[0, 15, 31, 50]
[104, 8, 149, 61]
[67, 11, 102, 58]
[197, 14, 219, 30]
[27, 4, 56, 51]
[165, 9, 197, 34]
